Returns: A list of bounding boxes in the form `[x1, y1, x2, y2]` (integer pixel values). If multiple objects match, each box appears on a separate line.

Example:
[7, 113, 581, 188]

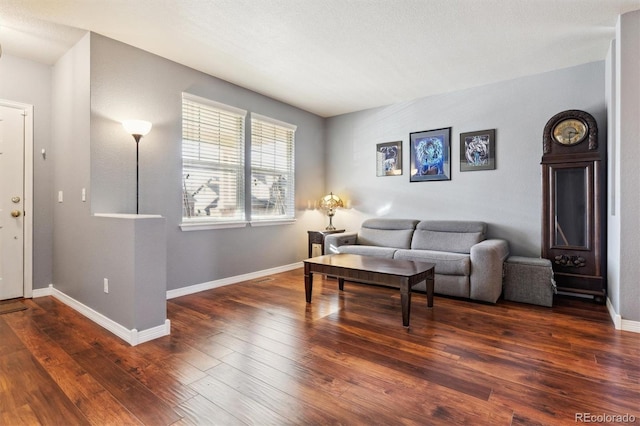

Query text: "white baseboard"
[35, 284, 171, 346]
[166, 262, 303, 299]
[607, 297, 623, 329]
[32, 286, 52, 298]
[606, 297, 640, 333]
[621, 319, 640, 333]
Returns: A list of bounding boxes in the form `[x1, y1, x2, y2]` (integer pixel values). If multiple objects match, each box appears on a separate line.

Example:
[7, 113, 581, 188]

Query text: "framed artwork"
[409, 127, 451, 182]
[460, 129, 496, 171]
[376, 141, 402, 176]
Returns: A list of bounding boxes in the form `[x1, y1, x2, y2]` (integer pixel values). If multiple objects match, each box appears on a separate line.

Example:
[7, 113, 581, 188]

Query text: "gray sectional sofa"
[323, 218, 509, 303]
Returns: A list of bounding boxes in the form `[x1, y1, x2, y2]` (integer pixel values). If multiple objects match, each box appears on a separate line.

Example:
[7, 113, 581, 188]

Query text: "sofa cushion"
[394, 249, 471, 276]
[362, 218, 419, 230]
[358, 218, 418, 248]
[411, 220, 486, 254]
[407, 273, 469, 298]
[338, 245, 397, 258]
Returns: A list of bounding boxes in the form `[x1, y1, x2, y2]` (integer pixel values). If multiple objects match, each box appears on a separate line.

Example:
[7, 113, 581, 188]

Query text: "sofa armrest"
[324, 232, 358, 254]
[469, 239, 510, 303]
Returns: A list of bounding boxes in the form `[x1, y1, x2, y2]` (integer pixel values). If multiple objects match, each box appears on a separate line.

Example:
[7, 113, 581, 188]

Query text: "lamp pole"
[122, 119, 152, 215]
[133, 134, 142, 214]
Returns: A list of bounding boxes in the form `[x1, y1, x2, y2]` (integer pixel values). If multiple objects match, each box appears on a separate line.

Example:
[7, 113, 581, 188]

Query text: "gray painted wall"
[0, 54, 53, 290]
[612, 11, 640, 322]
[51, 34, 167, 331]
[88, 33, 326, 291]
[325, 61, 607, 258]
[606, 40, 620, 315]
[51, 33, 92, 302]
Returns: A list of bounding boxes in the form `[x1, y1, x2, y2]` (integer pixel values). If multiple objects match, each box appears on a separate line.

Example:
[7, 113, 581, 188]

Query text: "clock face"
[552, 119, 587, 145]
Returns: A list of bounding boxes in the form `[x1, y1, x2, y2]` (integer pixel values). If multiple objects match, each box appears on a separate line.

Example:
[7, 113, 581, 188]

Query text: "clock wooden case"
[541, 109, 606, 302]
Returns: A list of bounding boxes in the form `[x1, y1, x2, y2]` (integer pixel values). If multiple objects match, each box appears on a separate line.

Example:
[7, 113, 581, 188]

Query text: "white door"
[0, 104, 26, 300]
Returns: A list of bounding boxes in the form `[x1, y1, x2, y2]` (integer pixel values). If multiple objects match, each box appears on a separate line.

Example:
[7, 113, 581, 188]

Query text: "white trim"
[179, 220, 248, 231]
[94, 213, 163, 219]
[182, 92, 247, 117]
[251, 112, 297, 130]
[249, 219, 296, 227]
[167, 262, 302, 299]
[133, 320, 172, 346]
[23, 104, 33, 299]
[0, 100, 33, 299]
[607, 297, 623, 329]
[606, 297, 640, 333]
[41, 284, 170, 346]
[32, 285, 52, 298]
[621, 319, 640, 333]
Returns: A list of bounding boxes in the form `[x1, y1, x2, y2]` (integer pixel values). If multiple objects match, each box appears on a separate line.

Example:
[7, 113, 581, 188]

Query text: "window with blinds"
[181, 93, 247, 226]
[250, 114, 296, 223]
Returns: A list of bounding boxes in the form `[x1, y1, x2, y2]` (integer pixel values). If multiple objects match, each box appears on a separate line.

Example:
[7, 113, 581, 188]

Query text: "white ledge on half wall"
[94, 213, 163, 219]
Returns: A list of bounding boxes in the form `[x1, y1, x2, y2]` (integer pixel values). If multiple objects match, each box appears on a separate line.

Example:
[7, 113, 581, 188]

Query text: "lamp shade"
[122, 120, 152, 136]
[319, 192, 344, 210]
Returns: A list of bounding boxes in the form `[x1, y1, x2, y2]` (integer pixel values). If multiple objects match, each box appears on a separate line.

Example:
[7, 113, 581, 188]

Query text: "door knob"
[11, 210, 21, 218]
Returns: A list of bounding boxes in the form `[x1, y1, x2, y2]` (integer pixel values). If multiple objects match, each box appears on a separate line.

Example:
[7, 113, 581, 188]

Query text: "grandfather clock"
[541, 110, 606, 302]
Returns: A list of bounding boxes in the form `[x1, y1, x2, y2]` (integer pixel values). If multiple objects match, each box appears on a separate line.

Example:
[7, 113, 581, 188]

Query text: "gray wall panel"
[325, 62, 606, 258]
[89, 34, 326, 291]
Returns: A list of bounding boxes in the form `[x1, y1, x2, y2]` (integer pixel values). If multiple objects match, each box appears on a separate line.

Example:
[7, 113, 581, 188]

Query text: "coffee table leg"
[425, 274, 434, 308]
[400, 278, 411, 327]
[304, 264, 313, 303]
[338, 277, 345, 291]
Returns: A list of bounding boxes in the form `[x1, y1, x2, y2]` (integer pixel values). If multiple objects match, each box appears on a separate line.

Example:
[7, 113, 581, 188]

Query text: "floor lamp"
[122, 120, 152, 214]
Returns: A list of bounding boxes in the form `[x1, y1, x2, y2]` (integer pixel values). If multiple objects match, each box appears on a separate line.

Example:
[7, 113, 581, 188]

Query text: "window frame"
[249, 113, 297, 226]
[180, 93, 248, 231]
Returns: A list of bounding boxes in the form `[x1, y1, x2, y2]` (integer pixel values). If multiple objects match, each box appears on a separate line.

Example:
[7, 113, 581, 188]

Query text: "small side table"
[308, 229, 345, 258]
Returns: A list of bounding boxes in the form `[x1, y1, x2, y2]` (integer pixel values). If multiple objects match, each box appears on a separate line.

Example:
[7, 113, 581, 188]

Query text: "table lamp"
[319, 192, 343, 230]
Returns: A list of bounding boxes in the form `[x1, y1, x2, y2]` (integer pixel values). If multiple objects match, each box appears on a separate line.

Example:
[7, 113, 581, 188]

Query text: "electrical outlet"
[103, 278, 109, 293]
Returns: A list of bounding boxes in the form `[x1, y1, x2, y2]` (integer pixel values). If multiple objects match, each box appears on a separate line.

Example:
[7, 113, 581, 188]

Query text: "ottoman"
[503, 256, 556, 307]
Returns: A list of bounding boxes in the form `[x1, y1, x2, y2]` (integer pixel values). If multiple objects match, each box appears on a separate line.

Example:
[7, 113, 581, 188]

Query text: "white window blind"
[250, 114, 296, 223]
[182, 93, 246, 225]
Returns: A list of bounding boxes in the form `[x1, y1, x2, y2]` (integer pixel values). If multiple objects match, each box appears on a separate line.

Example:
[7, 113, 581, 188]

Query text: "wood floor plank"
[73, 348, 182, 425]
[189, 373, 290, 425]
[173, 394, 245, 426]
[1, 311, 135, 425]
[1, 269, 638, 425]
[220, 350, 352, 399]
[309, 323, 494, 400]
[207, 361, 345, 424]
[0, 317, 27, 357]
[0, 347, 90, 425]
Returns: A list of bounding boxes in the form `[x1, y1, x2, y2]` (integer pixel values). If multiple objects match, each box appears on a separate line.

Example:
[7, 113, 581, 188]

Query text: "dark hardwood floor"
[1, 268, 638, 425]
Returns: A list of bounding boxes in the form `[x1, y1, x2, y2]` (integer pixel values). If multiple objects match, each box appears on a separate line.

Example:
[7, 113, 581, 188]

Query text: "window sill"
[179, 221, 248, 231]
[250, 219, 296, 227]
[95, 213, 163, 219]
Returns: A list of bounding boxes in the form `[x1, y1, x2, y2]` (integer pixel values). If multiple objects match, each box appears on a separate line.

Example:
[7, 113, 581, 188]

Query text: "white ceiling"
[1, 0, 639, 117]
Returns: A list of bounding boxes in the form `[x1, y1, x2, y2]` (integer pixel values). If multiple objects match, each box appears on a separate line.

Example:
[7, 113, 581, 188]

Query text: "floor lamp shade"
[122, 120, 152, 140]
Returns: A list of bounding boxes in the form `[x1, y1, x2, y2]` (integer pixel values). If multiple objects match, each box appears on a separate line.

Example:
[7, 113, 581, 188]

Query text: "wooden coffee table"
[303, 253, 435, 326]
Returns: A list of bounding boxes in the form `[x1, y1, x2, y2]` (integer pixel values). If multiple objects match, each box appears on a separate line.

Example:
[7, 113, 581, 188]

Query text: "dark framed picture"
[460, 129, 496, 171]
[409, 127, 451, 182]
[376, 141, 402, 176]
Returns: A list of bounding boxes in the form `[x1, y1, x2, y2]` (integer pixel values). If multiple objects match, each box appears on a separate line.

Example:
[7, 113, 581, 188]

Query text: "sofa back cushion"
[411, 220, 486, 254]
[358, 218, 418, 249]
